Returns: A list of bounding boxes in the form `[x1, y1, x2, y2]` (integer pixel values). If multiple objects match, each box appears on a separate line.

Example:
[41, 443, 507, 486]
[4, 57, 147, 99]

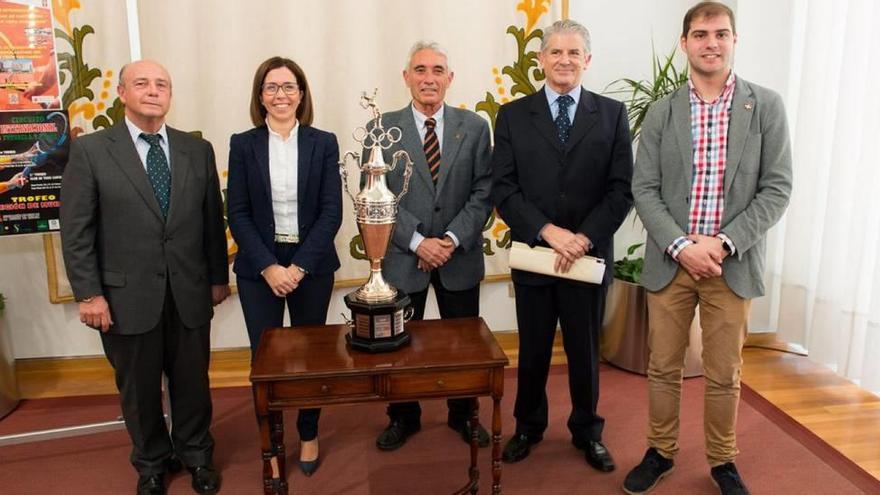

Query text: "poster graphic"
[0, 109, 69, 235]
[0, 0, 61, 111]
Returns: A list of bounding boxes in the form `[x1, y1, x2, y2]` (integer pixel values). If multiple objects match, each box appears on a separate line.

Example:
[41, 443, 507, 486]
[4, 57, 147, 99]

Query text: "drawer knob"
[320, 385, 330, 393]
[436, 379, 445, 387]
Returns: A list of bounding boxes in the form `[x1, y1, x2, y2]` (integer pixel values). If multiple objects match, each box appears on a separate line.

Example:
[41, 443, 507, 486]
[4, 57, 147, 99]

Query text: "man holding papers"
[491, 19, 633, 470]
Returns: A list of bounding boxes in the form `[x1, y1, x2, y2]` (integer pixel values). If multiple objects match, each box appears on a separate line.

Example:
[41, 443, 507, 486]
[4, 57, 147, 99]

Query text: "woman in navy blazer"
[227, 57, 342, 476]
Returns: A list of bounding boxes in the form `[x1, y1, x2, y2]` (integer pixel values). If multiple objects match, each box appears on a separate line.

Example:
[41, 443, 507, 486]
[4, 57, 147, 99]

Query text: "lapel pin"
[744, 102, 753, 111]
[456, 133, 463, 140]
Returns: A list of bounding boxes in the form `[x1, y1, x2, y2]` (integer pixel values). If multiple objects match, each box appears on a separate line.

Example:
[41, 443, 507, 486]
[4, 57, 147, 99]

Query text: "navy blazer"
[227, 125, 342, 280]
[492, 87, 634, 286]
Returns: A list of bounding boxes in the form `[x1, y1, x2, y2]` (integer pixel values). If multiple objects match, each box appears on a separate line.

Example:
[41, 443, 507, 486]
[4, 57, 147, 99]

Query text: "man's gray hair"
[541, 19, 591, 54]
[405, 40, 451, 70]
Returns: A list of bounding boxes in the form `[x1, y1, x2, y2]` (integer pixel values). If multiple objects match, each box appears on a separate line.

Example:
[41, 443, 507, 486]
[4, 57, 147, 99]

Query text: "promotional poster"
[0, 110, 69, 235]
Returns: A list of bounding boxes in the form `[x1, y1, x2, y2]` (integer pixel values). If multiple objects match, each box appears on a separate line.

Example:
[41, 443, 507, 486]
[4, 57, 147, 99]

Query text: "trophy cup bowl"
[339, 91, 414, 352]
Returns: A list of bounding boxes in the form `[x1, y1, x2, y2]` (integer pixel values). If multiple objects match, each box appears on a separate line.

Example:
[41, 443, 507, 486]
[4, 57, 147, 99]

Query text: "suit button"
[560, 193, 567, 200]
[434, 207, 441, 212]
[157, 272, 165, 278]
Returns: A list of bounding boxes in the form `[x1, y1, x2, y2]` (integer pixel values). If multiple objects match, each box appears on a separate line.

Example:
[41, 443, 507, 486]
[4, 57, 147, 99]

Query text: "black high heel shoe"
[299, 440, 321, 477]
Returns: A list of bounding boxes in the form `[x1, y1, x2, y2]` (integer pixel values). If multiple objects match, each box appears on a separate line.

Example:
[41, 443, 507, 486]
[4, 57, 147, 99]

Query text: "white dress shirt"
[267, 120, 299, 237]
[125, 116, 170, 171]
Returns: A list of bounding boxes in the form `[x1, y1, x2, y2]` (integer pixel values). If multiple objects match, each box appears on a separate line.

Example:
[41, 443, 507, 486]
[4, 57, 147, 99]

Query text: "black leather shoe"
[501, 433, 542, 463]
[623, 448, 674, 494]
[577, 439, 615, 472]
[376, 420, 421, 451]
[710, 462, 750, 495]
[136, 473, 166, 495]
[188, 465, 221, 495]
[448, 419, 490, 447]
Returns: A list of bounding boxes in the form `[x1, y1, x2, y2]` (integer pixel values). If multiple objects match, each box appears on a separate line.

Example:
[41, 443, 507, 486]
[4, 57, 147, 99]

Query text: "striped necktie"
[424, 118, 441, 184]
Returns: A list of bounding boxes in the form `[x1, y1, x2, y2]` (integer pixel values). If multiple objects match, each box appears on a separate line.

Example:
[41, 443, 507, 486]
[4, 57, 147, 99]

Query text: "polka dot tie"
[555, 95, 574, 145]
[141, 133, 171, 217]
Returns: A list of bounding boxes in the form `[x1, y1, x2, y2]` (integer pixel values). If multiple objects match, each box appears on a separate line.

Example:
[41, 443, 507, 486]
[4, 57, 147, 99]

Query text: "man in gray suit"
[624, 3, 792, 495]
[61, 60, 229, 495]
[370, 41, 492, 451]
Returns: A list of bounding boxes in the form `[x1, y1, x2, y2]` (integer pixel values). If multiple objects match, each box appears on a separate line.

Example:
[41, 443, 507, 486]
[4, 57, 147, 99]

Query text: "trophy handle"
[339, 150, 360, 204]
[392, 150, 414, 203]
[403, 306, 415, 323]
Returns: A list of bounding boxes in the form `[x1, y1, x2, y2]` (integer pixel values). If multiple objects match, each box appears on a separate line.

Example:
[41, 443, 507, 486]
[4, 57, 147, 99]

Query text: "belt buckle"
[274, 233, 299, 244]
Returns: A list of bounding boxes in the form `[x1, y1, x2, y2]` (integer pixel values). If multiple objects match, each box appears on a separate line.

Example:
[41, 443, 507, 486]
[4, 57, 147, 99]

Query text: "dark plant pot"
[601, 279, 703, 378]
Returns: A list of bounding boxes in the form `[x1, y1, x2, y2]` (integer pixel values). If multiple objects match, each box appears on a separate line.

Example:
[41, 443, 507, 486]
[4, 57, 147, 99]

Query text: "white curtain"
[759, 0, 880, 393]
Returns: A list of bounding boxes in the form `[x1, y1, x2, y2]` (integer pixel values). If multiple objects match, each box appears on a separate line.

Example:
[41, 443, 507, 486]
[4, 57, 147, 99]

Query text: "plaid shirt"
[669, 72, 737, 259]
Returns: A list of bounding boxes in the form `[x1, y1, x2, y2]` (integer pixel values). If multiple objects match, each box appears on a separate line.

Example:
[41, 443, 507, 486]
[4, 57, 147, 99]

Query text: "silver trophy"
[340, 90, 414, 352]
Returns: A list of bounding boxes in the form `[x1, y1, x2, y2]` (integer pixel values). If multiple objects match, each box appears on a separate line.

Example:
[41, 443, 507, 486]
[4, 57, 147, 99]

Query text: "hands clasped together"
[677, 234, 728, 281]
[416, 236, 456, 272]
[263, 264, 307, 297]
[541, 224, 591, 274]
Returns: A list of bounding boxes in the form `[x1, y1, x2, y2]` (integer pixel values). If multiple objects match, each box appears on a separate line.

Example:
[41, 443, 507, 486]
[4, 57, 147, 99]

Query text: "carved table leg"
[469, 397, 481, 493]
[492, 395, 502, 494]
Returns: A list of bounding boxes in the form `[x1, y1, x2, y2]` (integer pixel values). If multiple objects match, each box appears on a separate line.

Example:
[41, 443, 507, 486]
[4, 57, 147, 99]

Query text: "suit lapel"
[254, 128, 272, 201]
[436, 104, 463, 196]
[165, 127, 190, 224]
[671, 87, 695, 192]
[395, 107, 435, 192]
[297, 126, 315, 216]
[529, 88, 563, 152]
[105, 124, 164, 222]
[724, 79, 755, 194]
[565, 88, 598, 150]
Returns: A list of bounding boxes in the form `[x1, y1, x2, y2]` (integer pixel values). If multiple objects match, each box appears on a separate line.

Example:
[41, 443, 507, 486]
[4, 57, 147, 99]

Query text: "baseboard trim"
[15, 330, 785, 399]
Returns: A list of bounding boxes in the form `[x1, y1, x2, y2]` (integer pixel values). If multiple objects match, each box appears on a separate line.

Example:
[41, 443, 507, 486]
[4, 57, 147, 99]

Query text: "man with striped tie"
[366, 41, 493, 452]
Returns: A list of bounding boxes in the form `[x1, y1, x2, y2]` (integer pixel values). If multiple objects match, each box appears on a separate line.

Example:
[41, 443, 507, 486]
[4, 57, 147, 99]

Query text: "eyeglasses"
[262, 82, 299, 95]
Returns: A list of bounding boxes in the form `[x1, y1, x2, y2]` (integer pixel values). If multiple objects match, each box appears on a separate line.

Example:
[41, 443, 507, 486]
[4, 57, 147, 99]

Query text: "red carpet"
[1, 365, 876, 494]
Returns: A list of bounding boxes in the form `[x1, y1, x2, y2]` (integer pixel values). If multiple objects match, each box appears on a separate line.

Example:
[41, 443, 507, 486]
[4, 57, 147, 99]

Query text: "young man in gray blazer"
[625, 3, 792, 494]
[60, 60, 229, 495]
[368, 41, 493, 451]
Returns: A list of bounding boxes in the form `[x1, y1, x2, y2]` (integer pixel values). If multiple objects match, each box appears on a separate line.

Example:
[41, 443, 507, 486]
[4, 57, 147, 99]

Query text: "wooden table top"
[250, 317, 509, 381]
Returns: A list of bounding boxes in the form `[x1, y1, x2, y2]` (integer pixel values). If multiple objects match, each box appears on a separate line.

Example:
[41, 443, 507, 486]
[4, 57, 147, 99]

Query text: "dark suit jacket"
[367, 104, 492, 294]
[227, 125, 342, 280]
[60, 123, 229, 335]
[491, 87, 633, 286]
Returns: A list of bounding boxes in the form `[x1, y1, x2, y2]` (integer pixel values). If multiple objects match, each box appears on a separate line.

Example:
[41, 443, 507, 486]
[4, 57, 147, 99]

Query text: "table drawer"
[273, 376, 374, 399]
[389, 369, 491, 396]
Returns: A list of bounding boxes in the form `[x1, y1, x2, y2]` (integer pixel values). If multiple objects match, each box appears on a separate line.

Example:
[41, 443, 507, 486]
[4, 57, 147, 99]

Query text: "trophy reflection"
[339, 90, 414, 352]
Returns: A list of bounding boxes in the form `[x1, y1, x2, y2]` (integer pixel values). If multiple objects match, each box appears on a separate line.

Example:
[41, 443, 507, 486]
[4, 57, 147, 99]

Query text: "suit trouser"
[512, 280, 606, 442]
[646, 268, 751, 466]
[237, 242, 334, 441]
[388, 269, 480, 426]
[100, 284, 214, 476]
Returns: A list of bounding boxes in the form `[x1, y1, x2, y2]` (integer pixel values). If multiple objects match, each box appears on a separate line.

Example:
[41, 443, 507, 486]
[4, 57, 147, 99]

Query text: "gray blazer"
[368, 104, 492, 294]
[60, 123, 229, 335]
[633, 77, 792, 299]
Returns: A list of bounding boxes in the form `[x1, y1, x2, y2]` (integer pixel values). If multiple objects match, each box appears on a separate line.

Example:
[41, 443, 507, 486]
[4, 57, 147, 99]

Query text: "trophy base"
[344, 291, 412, 353]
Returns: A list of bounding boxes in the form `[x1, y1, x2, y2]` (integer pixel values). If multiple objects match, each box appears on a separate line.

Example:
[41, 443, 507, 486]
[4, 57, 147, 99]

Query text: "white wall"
[0, 0, 797, 358]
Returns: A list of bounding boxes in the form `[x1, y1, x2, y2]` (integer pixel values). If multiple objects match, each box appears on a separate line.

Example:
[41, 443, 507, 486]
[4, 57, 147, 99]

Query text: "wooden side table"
[250, 317, 509, 494]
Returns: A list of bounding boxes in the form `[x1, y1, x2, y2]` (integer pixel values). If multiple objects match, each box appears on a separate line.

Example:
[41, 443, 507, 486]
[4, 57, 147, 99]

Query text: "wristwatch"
[79, 295, 98, 303]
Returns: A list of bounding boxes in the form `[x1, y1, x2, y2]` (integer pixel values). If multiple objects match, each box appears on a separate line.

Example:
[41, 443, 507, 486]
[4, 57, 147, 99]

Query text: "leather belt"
[274, 233, 300, 244]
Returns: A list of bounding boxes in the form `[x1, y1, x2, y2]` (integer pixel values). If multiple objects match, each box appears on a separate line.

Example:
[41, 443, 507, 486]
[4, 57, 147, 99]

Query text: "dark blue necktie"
[555, 94, 574, 144]
[141, 133, 171, 217]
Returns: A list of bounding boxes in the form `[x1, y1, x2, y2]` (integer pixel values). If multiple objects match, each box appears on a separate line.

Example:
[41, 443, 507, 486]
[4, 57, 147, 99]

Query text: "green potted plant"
[600, 46, 702, 377]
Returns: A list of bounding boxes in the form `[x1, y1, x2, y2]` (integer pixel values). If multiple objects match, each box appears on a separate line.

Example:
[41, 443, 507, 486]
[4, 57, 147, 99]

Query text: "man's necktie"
[141, 133, 171, 217]
[555, 94, 574, 144]
[424, 118, 441, 184]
